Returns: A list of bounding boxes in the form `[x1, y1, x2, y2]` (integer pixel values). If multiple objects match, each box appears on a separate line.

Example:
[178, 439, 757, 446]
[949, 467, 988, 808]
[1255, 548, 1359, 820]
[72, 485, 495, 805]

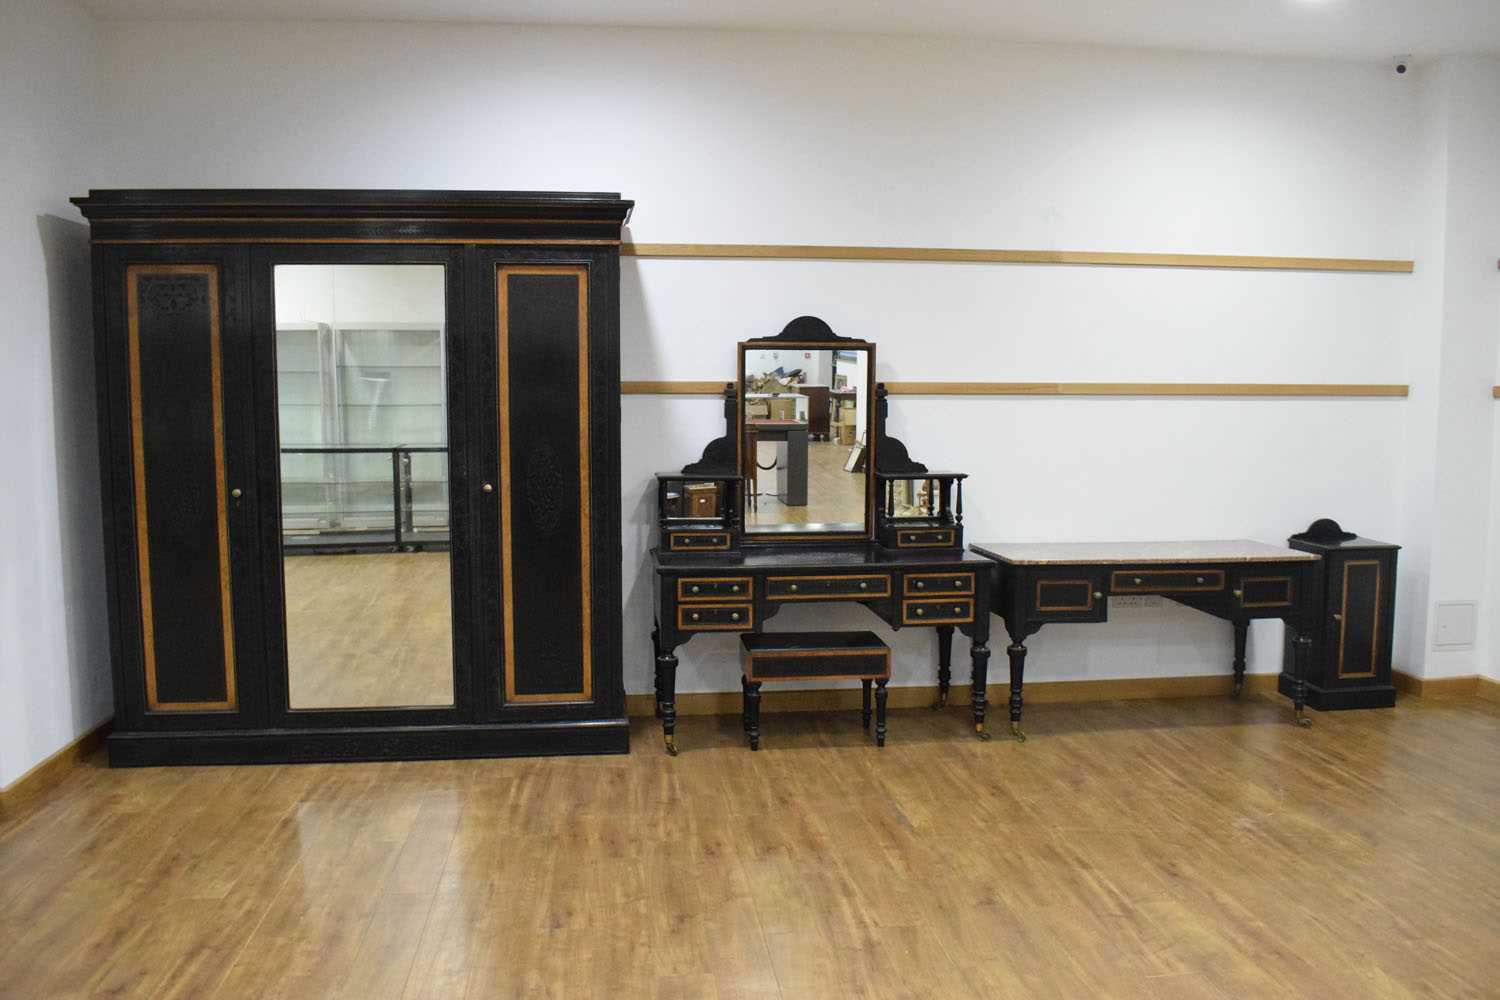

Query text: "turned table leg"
[862, 679, 872, 730]
[875, 679, 888, 747]
[1231, 620, 1248, 698]
[934, 624, 954, 708]
[1007, 641, 1028, 742]
[657, 648, 679, 754]
[971, 642, 991, 740]
[747, 681, 762, 751]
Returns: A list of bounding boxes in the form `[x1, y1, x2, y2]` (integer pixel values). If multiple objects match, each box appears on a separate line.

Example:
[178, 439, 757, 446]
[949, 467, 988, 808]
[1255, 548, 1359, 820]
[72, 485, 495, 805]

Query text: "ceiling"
[79, 0, 1500, 61]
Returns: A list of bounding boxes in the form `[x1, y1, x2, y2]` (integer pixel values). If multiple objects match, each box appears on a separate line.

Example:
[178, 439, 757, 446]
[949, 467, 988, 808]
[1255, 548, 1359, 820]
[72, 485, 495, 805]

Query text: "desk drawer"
[766, 575, 892, 600]
[894, 528, 956, 548]
[667, 530, 731, 552]
[1110, 569, 1225, 594]
[904, 572, 975, 596]
[677, 603, 753, 631]
[1234, 574, 1296, 609]
[901, 598, 974, 624]
[677, 577, 751, 601]
[1029, 573, 1106, 621]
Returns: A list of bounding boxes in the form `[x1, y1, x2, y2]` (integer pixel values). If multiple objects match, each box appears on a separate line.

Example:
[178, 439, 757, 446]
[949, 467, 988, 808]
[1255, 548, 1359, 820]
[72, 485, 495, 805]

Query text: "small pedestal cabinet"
[1280, 520, 1398, 711]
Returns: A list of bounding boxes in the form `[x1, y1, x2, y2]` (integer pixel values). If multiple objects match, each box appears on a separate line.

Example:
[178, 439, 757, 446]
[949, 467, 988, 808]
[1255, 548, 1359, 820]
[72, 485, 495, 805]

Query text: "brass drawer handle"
[690, 612, 701, 621]
[789, 584, 799, 592]
[1133, 577, 1143, 585]
[859, 581, 868, 590]
[954, 579, 963, 588]
[916, 580, 925, 589]
[914, 607, 925, 617]
[953, 606, 963, 615]
[691, 585, 701, 593]
[730, 612, 741, 622]
[1195, 576, 1205, 584]
[1093, 591, 1103, 600]
[731, 584, 740, 593]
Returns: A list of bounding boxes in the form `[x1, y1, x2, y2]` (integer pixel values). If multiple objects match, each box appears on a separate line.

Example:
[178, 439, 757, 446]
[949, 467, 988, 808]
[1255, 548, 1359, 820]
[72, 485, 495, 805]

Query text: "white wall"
[88, 20, 1438, 700]
[0, 0, 108, 789]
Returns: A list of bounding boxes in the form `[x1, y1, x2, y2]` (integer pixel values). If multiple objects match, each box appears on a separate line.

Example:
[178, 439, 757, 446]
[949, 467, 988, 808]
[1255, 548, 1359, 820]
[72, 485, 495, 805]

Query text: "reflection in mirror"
[743, 347, 868, 533]
[274, 264, 454, 709]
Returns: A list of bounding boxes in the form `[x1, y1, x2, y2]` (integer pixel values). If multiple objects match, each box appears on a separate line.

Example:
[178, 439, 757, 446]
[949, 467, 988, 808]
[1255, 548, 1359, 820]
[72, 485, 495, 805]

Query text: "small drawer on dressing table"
[1028, 573, 1107, 621]
[901, 598, 974, 624]
[667, 530, 731, 552]
[904, 572, 975, 596]
[678, 604, 753, 631]
[766, 575, 892, 600]
[677, 577, 751, 601]
[894, 528, 956, 548]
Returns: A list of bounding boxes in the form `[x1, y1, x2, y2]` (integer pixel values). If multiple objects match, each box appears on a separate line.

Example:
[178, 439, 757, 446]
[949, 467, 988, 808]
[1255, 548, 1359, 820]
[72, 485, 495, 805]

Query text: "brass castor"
[1010, 722, 1027, 743]
[664, 734, 679, 756]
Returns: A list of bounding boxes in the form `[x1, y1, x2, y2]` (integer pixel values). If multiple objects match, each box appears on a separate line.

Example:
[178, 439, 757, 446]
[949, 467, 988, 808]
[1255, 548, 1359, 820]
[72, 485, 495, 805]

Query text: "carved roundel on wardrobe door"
[139, 276, 208, 316]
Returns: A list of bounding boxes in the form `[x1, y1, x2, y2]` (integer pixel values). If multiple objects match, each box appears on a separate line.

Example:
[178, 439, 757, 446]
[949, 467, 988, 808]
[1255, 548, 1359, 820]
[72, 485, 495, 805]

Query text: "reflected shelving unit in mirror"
[73, 188, 632, 765]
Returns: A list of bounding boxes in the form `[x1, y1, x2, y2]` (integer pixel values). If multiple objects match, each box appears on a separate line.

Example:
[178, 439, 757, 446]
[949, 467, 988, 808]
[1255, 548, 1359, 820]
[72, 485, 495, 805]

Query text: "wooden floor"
[3, 693, 1498, 999]
[284, 551, 453, 709]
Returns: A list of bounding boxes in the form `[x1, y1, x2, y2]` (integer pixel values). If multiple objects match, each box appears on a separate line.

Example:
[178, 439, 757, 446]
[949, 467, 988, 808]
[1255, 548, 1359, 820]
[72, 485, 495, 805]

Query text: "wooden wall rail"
[1493, 386, 1500, 398]
[621, 242, 1415, 274]
[621, 381, 1410, 398]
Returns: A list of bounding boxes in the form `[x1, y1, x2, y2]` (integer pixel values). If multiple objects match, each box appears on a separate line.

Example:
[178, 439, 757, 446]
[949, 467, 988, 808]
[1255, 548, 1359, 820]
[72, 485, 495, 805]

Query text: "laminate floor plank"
[2, 694, 1499, 999]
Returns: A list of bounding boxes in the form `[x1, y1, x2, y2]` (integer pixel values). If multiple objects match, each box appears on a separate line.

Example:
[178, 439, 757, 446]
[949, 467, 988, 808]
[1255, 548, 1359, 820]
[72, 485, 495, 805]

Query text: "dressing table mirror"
[651, 316, 993, 754]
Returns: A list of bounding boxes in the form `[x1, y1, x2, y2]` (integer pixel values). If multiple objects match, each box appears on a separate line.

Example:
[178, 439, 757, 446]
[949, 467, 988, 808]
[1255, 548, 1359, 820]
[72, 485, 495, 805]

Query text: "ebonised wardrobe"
[73, 189, 632, 764]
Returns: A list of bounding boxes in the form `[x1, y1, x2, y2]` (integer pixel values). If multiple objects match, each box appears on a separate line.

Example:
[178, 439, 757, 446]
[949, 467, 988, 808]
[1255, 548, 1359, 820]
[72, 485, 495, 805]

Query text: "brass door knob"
[230, 487, 243, 499]
[1332, 612, 1343, 621]
[1233, 589, 1244, 599]
[482, 482, 494, 494]
[1093, 591, 1103, 600]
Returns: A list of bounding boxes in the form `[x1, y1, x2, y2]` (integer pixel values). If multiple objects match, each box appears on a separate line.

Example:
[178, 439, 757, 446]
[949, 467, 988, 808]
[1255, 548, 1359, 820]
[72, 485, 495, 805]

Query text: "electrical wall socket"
[1433, 601, 1477, 649]
[1111, 595, 1162, 609]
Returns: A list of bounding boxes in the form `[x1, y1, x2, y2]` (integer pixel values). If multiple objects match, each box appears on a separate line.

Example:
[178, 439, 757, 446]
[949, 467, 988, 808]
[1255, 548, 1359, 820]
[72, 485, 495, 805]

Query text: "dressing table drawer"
[901, 598, 974, 624]
[904, 572, 975, 596]
[1110, 569, 1225, 594]
[667, 530, 731, 552]
[766, 574, 892, 600]
[894, 528, 956, 548]
[677, 603, 753, 631]
[677, 577, 751, 601]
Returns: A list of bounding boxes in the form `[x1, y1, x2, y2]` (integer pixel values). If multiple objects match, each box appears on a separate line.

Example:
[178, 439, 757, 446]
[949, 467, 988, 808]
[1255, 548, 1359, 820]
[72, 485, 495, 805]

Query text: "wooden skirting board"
[622, 380, 1410, 398]
[1394, 671, 1500, 702]
[0, 719, 111, 817]
[622, 242, 1414, 274]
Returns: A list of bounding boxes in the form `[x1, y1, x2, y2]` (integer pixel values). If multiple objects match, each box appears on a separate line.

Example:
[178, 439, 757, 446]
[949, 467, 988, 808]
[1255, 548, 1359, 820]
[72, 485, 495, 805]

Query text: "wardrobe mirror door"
[273, 264, 455, 709]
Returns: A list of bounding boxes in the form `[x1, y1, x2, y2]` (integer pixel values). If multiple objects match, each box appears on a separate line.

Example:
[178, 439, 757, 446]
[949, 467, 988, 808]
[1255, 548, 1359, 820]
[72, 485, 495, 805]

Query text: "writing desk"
[970, 540, 1322, 739]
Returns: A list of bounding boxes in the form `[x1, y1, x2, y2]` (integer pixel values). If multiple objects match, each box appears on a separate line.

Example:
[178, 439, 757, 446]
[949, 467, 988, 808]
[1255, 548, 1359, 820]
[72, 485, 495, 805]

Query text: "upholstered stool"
[738, 631, 890, 750]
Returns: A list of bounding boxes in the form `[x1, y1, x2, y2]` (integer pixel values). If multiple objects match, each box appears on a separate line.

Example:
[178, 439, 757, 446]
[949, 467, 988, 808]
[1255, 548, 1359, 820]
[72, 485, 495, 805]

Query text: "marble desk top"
[969, 539, 1318, 566]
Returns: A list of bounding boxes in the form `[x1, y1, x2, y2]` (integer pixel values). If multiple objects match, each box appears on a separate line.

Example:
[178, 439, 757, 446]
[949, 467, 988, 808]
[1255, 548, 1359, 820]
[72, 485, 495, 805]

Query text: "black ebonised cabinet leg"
[862, 679, 872, 729]
[652, 626, 663, 718]
[747, 681, 762, 750]
[657, 650, 679, 754]
[875, 679, 888, 747]
[1231, 620, 1248, 699]
[971, 642, 991, 740]
[1292, 631, 1314, 727]
[934, 625, 954, 708]
[1007, 641, 1027, 742]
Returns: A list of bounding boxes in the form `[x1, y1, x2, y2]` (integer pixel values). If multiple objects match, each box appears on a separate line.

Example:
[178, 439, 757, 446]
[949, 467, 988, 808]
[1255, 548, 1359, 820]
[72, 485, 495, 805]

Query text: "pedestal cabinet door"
[107, 253, 262, 726]
[472, 253, 620, 715]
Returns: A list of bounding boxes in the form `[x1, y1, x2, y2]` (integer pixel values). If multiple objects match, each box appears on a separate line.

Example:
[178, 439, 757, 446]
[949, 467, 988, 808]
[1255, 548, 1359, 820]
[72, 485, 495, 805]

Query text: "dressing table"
[650, 317, 992, 753]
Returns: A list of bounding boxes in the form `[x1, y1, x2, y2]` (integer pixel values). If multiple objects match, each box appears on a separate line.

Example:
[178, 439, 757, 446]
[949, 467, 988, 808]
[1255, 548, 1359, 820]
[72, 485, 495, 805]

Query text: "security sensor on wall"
[1392, 54, 1411, 75]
